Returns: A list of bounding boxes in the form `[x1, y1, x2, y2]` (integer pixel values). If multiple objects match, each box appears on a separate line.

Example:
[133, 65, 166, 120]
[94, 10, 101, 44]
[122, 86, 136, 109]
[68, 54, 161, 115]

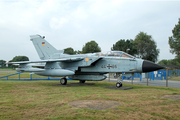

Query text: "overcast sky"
[0, 0, 179, 62]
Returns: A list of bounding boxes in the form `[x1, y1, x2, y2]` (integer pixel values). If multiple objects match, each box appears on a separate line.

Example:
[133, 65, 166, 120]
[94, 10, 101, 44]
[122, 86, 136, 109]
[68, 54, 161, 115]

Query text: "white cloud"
[0, 0, 179, 62]
[50, 17, 68, 29]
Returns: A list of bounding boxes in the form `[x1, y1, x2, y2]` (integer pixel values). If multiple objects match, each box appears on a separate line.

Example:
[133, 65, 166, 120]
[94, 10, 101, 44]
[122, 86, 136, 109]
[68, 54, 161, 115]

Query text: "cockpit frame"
[94, 51, 135, 58]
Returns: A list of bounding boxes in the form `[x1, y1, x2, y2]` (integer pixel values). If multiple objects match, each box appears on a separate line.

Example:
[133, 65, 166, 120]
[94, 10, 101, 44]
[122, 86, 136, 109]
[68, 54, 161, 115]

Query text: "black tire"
[60, 78, 67, 85]
[116, 82, 122, 88]
[79, 80, 86, 83]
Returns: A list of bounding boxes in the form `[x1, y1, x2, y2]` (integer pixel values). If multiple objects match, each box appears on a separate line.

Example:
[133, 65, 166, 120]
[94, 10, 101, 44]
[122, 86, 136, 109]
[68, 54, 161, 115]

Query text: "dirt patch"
[162, 95, 180, 100]
[69, 100, 121, 110]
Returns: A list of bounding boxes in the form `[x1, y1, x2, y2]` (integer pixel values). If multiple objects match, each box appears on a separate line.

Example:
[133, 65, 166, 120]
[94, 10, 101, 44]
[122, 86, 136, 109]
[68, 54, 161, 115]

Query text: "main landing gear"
[60, 78, 67, 85]
[60, 78, 86, 85]
[79, 80, 86, 83]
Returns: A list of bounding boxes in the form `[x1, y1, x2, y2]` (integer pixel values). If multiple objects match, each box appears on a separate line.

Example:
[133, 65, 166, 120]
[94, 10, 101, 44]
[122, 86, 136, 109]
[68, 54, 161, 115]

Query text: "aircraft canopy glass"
[94, 51, 134, 58]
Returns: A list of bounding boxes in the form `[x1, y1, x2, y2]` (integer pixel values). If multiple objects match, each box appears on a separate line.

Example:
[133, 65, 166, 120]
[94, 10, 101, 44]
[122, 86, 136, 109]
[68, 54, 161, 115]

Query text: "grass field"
[0, 80, 180, 120]
[168, 76, 180, 81]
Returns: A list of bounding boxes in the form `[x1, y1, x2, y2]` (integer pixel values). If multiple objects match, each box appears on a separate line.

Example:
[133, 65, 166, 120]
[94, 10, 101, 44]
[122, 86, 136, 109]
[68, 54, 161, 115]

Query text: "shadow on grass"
[23, 80, 180, 93]
[53, 83, 96, 87]
[34, 80, 116, 88]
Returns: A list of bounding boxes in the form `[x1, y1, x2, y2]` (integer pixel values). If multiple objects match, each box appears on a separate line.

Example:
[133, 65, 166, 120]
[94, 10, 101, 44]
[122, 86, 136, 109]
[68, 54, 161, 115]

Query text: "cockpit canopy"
[94, 51, 135, 58]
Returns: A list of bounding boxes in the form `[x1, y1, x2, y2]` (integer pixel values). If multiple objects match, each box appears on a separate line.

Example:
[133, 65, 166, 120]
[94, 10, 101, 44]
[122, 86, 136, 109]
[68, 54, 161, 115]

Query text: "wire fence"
[1, 69, 179, 81]
[119, 69, 180, 81]
[0, 71, 64, 81]
[106, 69, 180, 88]
[1, 69, 180, 88]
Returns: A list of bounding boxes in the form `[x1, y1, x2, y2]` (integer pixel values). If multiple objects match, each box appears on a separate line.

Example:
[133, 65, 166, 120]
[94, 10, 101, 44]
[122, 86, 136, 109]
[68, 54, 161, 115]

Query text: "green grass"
[168, 76, 180, 81]
[0, 81, 180, 120]
[0, 68, 16, 71]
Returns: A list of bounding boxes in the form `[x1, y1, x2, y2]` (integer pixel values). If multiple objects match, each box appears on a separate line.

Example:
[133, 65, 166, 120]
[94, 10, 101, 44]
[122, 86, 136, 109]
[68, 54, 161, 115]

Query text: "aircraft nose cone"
[142, 60, 165, 72]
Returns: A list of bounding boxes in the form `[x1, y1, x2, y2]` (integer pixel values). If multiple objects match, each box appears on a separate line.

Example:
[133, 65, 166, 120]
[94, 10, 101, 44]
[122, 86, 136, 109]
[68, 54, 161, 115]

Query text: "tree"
[64, 47, 75, 55]
[9, 56, 29, 62]
[64, 47, 82, 55]
[158, 59, 180, 65]
[168, 18, 180, 57]
[158, 59, 168, 65]
[111, 39, 137, 55]
[82, 41, 101, 53]
[134, 32, 159, 62]
[0, 60, 6, 68]
[74, 50, 82, 54]
[9, 56, 29, 68]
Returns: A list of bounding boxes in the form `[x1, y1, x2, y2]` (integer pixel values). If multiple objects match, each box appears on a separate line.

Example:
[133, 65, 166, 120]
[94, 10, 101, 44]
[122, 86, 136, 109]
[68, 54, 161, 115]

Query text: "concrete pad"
[69, 100, 121, 110]
[105, 86, 133, 90]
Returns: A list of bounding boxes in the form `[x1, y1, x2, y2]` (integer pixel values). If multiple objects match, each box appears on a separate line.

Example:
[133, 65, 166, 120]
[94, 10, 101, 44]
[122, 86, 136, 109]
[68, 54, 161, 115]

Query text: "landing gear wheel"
[116, 82, 122, 88]
[60, 78, 67, 85]
[79, 80, 86, 83]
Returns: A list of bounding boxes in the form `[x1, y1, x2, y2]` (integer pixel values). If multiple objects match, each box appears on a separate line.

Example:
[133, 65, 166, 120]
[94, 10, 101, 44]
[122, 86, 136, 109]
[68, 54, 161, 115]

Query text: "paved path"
[0, 70, 16, 73]
[105, 78, 180, 88]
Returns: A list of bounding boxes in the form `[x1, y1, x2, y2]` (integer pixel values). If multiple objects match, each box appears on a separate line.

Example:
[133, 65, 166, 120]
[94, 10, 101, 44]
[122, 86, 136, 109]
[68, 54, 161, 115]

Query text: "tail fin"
[30, 35, 58, 60]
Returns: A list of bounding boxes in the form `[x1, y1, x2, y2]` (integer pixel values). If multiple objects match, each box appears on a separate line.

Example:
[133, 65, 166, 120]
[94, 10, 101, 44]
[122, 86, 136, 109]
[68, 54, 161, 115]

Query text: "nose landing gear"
[116, 82, 122, 88]
[115, 73, 123, 88]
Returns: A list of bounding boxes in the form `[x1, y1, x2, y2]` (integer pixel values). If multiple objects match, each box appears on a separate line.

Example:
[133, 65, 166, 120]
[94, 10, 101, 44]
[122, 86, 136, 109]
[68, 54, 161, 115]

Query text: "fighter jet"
[9, 35, 164, 88]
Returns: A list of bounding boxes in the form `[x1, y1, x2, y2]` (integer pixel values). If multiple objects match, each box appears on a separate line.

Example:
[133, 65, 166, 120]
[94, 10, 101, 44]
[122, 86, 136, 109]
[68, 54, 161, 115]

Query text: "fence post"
[30, 73, 32, 80]
[147, 73, 148, 86]
[131, 73, 134, 84]
[19, 73, 20, 80]
[166, 69, 168, 87]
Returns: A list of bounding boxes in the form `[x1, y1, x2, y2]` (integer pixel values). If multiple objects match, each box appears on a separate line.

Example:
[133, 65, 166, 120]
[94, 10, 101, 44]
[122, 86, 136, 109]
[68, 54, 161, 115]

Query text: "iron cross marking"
[107, 64, 112, 69]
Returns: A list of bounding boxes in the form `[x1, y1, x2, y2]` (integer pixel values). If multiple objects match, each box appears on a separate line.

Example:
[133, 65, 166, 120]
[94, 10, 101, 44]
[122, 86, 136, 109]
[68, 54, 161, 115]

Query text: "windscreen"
[94, 51, 134, 58]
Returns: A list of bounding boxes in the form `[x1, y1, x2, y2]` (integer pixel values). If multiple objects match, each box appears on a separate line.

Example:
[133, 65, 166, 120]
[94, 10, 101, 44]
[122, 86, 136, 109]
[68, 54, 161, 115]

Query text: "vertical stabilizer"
[30, 35, 58, 60]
